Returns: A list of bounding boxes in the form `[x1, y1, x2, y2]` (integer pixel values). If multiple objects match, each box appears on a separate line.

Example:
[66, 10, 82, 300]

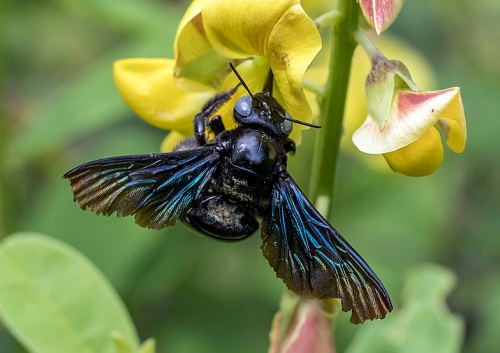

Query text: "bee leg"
[194, 85, 240, 145]
[183, 195, 258, 241]
[177, 113, 226, 151]
[208, 115, 226, 136]
[194, 112, 208, 145]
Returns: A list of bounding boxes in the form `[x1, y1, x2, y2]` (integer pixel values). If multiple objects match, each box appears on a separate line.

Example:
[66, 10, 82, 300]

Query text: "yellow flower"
[114, 0, 321, 151]
[352, 50, 466, 176]
[303, 34, 438, 173]
[114, 59, 215, 134]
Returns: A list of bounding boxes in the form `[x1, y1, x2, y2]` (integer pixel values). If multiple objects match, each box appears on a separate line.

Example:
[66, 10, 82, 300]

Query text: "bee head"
[233, 93, 293, 138]
[229, 63, 320, 140]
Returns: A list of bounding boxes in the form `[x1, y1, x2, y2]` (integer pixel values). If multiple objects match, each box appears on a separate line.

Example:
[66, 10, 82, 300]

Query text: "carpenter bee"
[64, 64, 392, 323]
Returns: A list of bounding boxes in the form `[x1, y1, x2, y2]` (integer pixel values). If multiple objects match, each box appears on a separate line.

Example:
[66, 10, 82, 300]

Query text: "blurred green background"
[2, 0, 499, 352]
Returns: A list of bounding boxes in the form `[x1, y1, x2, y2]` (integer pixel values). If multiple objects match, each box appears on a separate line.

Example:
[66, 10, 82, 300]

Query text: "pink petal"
[353, 88, 460, 154]
[360, 0, 405, 35]
[269, 300, 336, 353]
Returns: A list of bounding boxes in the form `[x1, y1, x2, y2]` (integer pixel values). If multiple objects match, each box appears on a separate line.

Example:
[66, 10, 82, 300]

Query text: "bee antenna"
[229, 63, 253, 97]
[283, 116, 322, 129]
[229, 63, 320, 129]
[263, 68, 274, 95]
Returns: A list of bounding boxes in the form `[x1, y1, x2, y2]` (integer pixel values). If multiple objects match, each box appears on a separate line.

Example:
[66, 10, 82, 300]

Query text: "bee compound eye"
[234, 95, 253, 119]
[281, 113, 293, 135]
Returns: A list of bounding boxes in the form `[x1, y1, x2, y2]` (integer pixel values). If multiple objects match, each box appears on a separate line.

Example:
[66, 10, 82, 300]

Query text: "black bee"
[64, 64, 392, 323]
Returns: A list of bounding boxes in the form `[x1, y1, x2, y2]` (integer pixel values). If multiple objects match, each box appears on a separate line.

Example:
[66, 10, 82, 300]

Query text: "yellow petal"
[216, 59, 271, 131]
[173, 0, 231, 90]
[202, 0, 300, 58]
[174, 0, 211, 67]
[383, 127, 444, 176]
[343, 36, 435, 173]
[436, 88, 467, 153]
[114, 58, 215, 130]
[201, 0, 320, 124]
[267, 3, 321, 125]
[221, 57, 271, 94]
[353, 88, 460, 154]
[344, 35, 436, 145]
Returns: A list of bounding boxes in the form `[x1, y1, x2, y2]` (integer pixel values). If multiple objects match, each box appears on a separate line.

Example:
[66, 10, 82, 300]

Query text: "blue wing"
[261, 173, 393, 324]
[64, 146, 220, 230]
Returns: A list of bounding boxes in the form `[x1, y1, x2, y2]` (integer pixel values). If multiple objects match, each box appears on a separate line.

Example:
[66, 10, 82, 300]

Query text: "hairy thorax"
[218, 127, 283, 207]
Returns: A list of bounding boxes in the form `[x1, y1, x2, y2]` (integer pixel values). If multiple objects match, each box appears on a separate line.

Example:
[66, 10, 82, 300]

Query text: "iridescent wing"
[261, 172, 393, 324]
[64, 146, 220, 230]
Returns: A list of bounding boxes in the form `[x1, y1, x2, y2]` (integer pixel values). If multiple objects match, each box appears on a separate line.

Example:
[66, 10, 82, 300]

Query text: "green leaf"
[138, 338, 156, 353]
[112, 333, 155, 353]
[345, 264, 464, 353]
[111, 332, 136, 353]
[0, 233, 139, 353]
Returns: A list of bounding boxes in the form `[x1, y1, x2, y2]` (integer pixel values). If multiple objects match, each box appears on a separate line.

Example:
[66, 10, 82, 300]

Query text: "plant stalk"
[309, 0, 359, 219]
[272, 1, 360, 350]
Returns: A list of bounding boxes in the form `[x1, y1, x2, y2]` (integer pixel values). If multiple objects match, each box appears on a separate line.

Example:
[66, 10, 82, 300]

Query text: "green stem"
[273, 3, 360, 349]
[353, 30, 379, 57]
[314, 9, 341, 30]
[309, 0, 359, 218]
